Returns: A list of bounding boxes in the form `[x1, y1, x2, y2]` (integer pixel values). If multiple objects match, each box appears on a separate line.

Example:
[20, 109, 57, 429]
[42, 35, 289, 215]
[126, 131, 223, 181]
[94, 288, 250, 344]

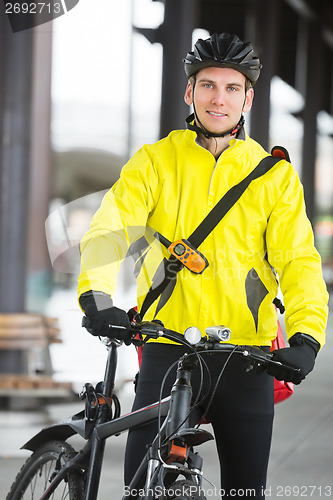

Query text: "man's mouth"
[207, 111, 226, 117]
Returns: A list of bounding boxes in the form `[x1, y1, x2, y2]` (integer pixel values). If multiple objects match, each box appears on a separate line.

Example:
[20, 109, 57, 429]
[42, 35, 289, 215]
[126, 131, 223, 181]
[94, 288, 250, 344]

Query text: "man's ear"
[243, 87, 254, 113]
[184, 81, 193, 106]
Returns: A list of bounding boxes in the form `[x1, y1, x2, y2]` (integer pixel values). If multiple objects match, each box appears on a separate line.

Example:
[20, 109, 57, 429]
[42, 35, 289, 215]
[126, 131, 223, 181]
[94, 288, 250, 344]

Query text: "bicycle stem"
[165, 355, 195, 440]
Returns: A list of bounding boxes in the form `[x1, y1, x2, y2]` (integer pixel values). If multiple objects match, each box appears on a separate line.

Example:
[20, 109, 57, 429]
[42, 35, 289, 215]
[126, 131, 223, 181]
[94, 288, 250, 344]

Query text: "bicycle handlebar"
[81, 316, 300, 375]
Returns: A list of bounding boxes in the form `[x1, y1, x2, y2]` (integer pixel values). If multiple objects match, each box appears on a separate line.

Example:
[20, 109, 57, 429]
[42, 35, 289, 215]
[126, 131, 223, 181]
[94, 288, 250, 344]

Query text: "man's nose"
[211, 88, 225, 105]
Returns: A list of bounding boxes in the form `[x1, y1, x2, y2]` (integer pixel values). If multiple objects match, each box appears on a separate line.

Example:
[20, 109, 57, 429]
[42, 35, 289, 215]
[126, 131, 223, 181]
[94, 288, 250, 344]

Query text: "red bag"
[271, 320, 294, 404]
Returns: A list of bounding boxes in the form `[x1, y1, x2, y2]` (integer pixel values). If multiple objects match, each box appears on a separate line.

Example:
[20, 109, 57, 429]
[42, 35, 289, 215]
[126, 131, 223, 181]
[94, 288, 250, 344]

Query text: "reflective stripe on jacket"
[78, 129, 328, 347]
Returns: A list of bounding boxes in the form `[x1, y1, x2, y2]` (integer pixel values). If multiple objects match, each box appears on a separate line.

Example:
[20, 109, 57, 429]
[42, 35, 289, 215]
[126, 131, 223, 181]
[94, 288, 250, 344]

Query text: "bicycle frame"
[9, 319, 301, 500]
[22, 339, 212, 500]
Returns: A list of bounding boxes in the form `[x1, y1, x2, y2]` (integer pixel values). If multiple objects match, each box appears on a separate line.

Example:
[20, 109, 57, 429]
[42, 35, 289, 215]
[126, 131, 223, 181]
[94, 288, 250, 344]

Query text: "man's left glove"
[266, 333, 320, 385]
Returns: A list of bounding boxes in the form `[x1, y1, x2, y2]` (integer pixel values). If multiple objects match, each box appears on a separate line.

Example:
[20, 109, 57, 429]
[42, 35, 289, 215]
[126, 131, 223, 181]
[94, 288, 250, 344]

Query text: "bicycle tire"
[165, 479, 207, 500]
[6, 440, 85, 500]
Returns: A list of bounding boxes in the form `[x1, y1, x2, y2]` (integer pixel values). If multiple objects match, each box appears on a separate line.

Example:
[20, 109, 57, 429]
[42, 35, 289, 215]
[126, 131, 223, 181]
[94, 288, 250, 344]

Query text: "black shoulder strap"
[140, 154, 283, 319]
[188, 155, 281, 248]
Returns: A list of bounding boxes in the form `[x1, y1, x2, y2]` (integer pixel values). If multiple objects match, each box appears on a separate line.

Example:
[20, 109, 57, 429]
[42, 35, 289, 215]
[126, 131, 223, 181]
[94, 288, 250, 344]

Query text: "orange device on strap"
[155, 232, 209, 274]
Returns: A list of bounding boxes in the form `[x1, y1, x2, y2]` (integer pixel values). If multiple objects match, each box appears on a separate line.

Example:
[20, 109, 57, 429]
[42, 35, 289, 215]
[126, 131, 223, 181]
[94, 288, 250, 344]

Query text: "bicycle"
[6, 315, 299, 500]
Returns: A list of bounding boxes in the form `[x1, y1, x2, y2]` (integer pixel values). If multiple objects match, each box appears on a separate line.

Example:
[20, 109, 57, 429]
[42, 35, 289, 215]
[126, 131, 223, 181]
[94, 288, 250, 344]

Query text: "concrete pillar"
[0, 13, 33, 314]
[159, 0, 199, 138]
[0, 9, 33, 372]
[26, 25, 53, 312]
[245, 0, 281, 151]
[134, 0, 199, 139]
[298, 21, 324, 223]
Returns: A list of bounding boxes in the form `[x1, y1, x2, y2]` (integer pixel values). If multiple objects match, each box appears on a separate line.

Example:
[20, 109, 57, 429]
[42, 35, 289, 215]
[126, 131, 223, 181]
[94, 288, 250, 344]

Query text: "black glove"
[79, 290, 131, 343]
[266, 333, 320, 385]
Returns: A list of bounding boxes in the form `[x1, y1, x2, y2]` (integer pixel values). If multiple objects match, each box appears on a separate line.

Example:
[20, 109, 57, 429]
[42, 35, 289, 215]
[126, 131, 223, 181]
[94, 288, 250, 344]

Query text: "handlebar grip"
[82, 315, 93, 333]
[81, 315, 132, 345]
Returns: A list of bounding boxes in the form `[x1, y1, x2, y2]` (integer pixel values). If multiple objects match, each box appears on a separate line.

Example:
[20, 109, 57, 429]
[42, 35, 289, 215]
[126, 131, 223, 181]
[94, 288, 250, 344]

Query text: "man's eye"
[204, 83, 213, 88]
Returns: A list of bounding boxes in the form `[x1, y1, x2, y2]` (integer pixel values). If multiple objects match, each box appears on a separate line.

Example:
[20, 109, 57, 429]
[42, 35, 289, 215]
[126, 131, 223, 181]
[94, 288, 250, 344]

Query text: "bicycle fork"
[141, 355, 213, 498]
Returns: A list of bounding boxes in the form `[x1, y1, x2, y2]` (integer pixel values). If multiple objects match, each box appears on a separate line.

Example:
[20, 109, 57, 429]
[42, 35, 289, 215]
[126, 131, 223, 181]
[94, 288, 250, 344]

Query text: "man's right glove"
[266, 333, 320, 385]
[79, 290, 131, 343]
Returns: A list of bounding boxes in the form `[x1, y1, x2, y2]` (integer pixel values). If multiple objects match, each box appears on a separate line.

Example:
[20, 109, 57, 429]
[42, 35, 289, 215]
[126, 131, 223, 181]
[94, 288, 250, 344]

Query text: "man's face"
[184, 66, 254, 136]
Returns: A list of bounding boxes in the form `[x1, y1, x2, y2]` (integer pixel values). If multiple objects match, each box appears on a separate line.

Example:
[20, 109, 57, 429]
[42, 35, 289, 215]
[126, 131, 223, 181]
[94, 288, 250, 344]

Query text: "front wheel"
[166, 480, 207, 500]
[6, 440, 85, 500]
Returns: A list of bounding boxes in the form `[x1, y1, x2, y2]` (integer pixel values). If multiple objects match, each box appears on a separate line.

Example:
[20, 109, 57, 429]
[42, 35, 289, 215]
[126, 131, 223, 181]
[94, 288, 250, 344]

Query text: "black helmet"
[184, 33, 262, 85]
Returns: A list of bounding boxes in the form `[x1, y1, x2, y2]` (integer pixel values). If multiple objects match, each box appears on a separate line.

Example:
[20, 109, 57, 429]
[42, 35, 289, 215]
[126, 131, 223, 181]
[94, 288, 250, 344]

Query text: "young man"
[78, 33, 328, 498]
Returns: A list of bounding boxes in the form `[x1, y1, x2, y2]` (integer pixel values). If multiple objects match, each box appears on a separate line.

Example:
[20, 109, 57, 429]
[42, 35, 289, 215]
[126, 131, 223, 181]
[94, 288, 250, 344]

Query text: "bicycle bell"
[184, 326, 202, 345]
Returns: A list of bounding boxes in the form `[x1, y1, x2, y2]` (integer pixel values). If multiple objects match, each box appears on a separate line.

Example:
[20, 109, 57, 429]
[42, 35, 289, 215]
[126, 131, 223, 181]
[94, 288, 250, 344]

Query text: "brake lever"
[243, 347, 300, 374]
[134, 321, 165, 338]
[266, 358, 301, 374]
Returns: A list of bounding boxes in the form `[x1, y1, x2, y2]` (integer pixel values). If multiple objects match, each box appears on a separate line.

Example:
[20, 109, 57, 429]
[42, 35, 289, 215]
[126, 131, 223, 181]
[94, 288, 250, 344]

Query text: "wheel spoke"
[7, 441, 85, 500]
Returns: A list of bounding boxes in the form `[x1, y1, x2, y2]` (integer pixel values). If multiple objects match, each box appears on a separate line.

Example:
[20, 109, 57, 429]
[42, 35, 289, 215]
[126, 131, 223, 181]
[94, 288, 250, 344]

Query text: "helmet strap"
[185, 112, 245, 139]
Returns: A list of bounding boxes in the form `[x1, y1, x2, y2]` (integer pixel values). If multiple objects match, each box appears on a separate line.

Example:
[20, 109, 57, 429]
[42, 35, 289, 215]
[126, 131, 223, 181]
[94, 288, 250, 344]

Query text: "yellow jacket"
[78, 129, 328, 347]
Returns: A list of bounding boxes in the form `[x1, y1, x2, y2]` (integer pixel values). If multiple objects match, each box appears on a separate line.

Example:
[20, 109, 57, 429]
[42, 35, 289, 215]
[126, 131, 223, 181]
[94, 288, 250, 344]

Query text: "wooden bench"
[0, 314, 72, 400]
[0, 314, 62, 349]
